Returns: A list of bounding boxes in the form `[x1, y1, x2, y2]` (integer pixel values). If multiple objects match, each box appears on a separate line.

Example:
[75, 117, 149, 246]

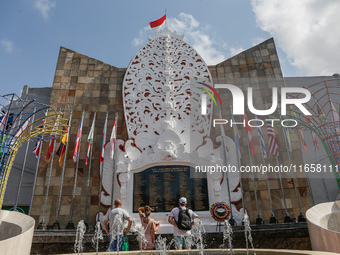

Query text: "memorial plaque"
[133, 165, 209, 212]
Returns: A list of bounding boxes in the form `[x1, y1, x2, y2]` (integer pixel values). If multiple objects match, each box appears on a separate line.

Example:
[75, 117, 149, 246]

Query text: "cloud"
[132, 13, 226, 65]
[1, 39, 15, 53]
[252, 0, 340, 76]
[35, 0, 56, 20]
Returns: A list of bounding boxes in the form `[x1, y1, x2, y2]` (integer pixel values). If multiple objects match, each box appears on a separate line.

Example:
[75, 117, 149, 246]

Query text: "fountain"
[74, 220, 87, 254]
[92, 221, 104, 255]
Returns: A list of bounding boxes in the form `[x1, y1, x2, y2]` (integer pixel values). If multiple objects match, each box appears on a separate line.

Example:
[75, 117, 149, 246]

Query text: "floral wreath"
[210, 202, 230, 222]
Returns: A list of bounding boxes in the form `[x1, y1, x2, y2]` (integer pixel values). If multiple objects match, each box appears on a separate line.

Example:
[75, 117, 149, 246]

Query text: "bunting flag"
[56, 127, 69, 167]
[46, 137, 55, 160]
[85, 115, 96, 165]
[297, 126, 307, 150]
[15, 116, 31, 138]
[266, 119, 279, 156]
[244, 114, 255, 155]
[255, 116, 267, 159]
[331, 101, 340, 132]
[149, 15, 166, 33]
[306, 116, 319, 149]
[0, 111, 8, 132]
[73, 116, 83, 162]
[316, 102, 326, 122]
[110, 114, 118, 159]
[100, 113, 108, 163]
[231, 115, 241, 158]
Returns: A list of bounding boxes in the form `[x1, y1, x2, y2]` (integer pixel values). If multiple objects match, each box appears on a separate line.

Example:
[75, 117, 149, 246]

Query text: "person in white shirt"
[103, 199, 132, 251]
[168, 197, 199, 249]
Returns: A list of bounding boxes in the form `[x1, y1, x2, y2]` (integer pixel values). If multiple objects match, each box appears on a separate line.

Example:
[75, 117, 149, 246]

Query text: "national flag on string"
[316, 102, 326, 122]
[149, 15, 166, 33]
[255, 116, 267, 159]
[85, 114, 96, 165]
[110, 114, 118, 159]
[297, 126, 307, 150]
[331, 101, 340, 132]
[231, 115, 241, 158]
[0, 111, 8, 132]
[244, 114, 255, 155]
[32, 139, 42, 159]
[100, 113, 108, 163]
[15, 116, 31, 138]
[306, 116, 319, 149]
[73, 116, 83, 162]
[266, 119, 279, 156]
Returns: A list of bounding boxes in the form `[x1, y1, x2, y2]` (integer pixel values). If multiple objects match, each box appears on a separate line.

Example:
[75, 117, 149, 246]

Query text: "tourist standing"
[168, 197, 199, 249]
[138, 205, 156, 250]
[103, 199, 132, 251]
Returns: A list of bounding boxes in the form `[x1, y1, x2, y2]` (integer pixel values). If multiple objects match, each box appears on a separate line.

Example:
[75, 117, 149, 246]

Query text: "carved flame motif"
[122, 28, 213, 153]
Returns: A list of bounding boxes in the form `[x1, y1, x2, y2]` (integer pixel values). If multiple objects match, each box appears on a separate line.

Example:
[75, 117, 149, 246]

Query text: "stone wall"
[208, 38, 313, 223]
[30, 47, 128, 227]
[31, 38, 313, 229]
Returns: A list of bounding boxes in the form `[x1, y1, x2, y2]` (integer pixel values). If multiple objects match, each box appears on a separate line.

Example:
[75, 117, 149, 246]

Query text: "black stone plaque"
[133, 165, 209, 212]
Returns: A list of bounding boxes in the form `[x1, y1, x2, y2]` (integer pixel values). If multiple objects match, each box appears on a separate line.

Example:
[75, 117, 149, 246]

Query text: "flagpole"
[218, 108, 235, 226]
[282, 126, 305, 222]
[38, 136, 56, 229]
[260, 148, 277, 223]
[84, 112, 96, 228]
[255, 116, 277, 224]
[14, 110, 36, 212]
[98, 111, 108, 222]
[111, 113, 118, 208]
[54, 110, 73, 229]
[244, 117, 263, 225]
[67, 111, 84, 229]
[295, 128, 315, 206]
[28, 133, 43, 216]
[230, 107, 246, 222]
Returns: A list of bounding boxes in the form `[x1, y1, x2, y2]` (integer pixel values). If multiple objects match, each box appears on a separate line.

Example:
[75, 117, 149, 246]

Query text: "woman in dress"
[138, 205, 156, 250]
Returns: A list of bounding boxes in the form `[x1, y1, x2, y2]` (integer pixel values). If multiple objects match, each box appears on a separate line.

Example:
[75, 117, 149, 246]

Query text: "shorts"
[109, 234, 124, 251]
[175, 236, 190, 249]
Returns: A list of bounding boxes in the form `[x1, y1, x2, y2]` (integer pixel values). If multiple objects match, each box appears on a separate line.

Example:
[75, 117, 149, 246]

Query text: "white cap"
[179, 197, 187, 205]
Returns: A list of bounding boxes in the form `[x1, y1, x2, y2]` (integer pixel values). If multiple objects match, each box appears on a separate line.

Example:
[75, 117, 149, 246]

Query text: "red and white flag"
[149, 15, 166, 33]
[73, 116, 84, 162]
[46, 137, 55, 160]
[32, 139, 42, 159]
[267, 120, 279, 156]
[244, 114, 255, 155]
[85, 114, 96, 165]
[110, 114, 118, 159]
[100, 113, 108, 163]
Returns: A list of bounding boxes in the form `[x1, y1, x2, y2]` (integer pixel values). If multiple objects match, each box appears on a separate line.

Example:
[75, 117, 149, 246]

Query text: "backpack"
[176, 207, 192, 230]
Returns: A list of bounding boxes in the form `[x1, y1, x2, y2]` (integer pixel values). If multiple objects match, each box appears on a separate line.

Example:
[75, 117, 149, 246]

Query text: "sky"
[1, 0, 340, 98]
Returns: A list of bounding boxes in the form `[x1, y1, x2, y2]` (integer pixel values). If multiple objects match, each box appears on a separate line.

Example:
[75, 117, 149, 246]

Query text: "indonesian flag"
[85, 114, 96, 165]
[149, 15, 166, 33]
[110, 114, 118, 159]
[73, 117, 83, 162]
[244, 114, 255, 155]
[100, 113, 108, 163]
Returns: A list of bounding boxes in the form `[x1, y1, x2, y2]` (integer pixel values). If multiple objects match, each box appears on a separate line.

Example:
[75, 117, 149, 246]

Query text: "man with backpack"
[168, 197, 200, 249]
